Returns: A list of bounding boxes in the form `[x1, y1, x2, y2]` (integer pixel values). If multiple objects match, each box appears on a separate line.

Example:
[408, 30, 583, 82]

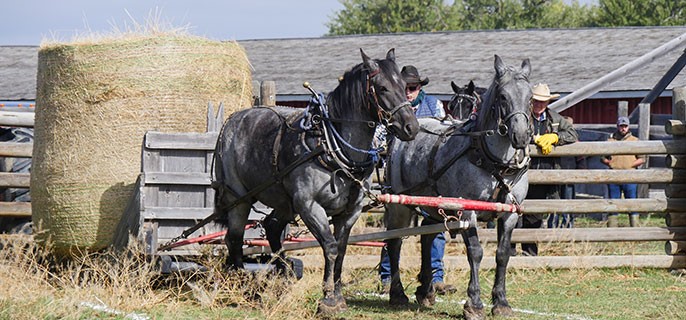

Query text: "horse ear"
[521, 58, 531, 78]
[386, 48, 396, 61]
[361, 48, 379, 73]
[451, 81, 460, 93]
[494, 54, 506, 77]
[467, 80, 475, 93]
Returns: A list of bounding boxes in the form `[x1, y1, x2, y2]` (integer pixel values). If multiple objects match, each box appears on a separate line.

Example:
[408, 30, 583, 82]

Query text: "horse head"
[447, 80, 484, 120]
[361, 48, 419, 141]
[485, 55, 532, 150]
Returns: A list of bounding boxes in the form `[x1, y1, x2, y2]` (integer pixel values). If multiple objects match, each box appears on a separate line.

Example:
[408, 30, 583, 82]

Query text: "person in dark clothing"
[516, 83, 578, 256]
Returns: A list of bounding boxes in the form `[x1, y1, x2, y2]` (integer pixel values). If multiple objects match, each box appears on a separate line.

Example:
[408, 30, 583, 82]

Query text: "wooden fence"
[1, 86, 686, 269]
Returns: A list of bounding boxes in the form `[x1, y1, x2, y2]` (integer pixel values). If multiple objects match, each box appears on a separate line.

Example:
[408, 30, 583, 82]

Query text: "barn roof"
[2, 27, 686, 101]
[241, 26, 686, 98]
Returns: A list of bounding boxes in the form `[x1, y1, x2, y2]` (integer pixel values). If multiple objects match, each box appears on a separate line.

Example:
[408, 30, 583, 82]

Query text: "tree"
[327, 0, 595, 35]
[594, 0, 686, 26]
[327, 0, 461, 35]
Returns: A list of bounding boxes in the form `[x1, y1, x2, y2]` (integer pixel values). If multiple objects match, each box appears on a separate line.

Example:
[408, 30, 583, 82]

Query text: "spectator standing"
[601, 116, 645, 227]
[516, 83, 578, 256]
[378, 65, 455, 295]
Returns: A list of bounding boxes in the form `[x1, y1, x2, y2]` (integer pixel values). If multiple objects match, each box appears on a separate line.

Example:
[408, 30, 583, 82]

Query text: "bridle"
[477, 83, 531, 171]
[365, 69, 412, 129]
[449, 91, 481, 120]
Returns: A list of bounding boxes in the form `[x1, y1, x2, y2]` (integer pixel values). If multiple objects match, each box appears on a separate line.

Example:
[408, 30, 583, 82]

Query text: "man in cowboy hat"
[401, 65, 445, 118]
[378, 65, 455, 295]
[514, 83, 578, 256]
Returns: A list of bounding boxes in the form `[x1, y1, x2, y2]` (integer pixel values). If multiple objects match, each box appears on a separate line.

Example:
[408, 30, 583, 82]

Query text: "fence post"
[618, 101, 628, 118]
[665, 86, 686, 258]
[252, 80, 261, 106]
[260, 80, 276, 107]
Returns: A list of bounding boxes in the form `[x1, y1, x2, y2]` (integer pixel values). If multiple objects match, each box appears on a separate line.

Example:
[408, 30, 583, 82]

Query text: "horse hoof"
[492, 304, 514, 317]
[316, 297, 346, 315]
[463, 305, 486, 320]
[415, 289, 436, 307]
[389, 293, 409, 305]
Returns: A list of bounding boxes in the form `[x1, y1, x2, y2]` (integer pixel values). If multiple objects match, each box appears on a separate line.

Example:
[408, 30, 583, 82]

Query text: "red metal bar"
[160, 222, 386, 251]
[377, 194, 520, 213]
[158, 222, 257, 251]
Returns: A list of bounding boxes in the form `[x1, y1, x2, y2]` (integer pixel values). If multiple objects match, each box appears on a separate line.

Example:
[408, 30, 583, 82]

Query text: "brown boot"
[629, 215, 639, 227]
[432, 282, 457, 295]
[607, 215, 619, 228]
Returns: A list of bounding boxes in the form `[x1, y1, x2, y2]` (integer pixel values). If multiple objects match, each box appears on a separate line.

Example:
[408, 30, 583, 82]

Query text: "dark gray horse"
[446, 80, 487, 121]
[213, 49, 419, 314]
[384, 55, 532, 320]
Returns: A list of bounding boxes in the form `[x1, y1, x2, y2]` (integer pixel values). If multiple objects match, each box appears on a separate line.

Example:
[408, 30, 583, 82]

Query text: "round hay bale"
[32, 34, 252, 255]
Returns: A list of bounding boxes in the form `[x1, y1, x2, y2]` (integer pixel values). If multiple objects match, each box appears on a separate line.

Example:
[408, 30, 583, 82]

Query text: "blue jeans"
[380, 221, 446, 284]
[608, 183, 638, 217]
[547, 184, 575, 228]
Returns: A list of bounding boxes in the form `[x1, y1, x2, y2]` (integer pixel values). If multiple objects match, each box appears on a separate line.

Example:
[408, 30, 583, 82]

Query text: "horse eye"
[377, 86, 388, 93]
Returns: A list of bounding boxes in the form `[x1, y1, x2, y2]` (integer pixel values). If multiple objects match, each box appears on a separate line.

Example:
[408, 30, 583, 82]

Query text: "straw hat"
[532, 83, 560, 101]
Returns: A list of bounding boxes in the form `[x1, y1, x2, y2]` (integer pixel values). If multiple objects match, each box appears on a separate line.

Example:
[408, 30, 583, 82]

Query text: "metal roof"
[2, 27, 686, 101]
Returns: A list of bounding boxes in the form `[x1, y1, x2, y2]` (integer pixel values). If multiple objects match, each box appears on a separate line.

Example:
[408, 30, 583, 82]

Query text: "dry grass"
[0, 212, 682, 319]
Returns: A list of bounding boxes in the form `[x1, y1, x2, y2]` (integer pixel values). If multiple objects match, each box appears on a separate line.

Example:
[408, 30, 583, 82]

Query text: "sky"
[1, 0, 345, 45]
[2, 0, 598, 46]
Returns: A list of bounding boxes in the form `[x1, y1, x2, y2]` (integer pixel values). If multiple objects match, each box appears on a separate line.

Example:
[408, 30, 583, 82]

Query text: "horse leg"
[263, 210, 293, 277]
[385, 237, 409, 305]
[415, 231, 437, 307]
[296, 201, 341, 315]
[330, 209, 362, 312]
[462, 224, 486, 320]
[384, 204, 412, 305]
[491, 212, 518, 317]
[222, 202, 251, 270]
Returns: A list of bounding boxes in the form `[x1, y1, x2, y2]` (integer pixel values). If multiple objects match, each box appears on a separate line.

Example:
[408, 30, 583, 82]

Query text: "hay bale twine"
[32, 34, 252, 255]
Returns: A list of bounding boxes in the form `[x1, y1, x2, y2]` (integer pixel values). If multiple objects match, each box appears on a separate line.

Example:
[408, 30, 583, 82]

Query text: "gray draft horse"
[384, 55, 532, 320]
[213, 49, 419, 314]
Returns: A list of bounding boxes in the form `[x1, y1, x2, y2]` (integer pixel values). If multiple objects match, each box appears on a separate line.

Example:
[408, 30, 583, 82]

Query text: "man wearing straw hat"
[514, 83, 578, 256]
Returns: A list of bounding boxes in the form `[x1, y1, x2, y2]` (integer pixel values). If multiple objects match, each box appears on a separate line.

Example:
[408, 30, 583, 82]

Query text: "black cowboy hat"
[401, 65, 429, 86]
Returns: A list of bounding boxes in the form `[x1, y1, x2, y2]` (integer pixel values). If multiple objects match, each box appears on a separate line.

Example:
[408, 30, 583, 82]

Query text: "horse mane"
[326, 57, 394, 119]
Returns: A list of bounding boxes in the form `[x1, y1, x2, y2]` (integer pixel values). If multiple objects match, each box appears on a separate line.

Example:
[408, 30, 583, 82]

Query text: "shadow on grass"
[344, 296, 465, 319]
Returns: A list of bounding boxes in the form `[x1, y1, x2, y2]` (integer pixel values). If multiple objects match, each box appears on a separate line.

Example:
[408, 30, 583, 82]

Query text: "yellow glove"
[534, 133, 559, 155]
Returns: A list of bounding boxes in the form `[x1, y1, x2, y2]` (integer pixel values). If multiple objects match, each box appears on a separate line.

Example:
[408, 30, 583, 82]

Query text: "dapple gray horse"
[213, 49, 419, 314]
[384, 55, 532, 320]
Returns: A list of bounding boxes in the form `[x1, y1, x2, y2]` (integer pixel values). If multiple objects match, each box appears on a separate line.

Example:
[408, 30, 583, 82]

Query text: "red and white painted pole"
[376, 194, 520, 213]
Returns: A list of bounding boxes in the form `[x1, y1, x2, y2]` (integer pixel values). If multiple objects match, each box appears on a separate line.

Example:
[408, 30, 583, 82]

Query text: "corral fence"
[1, 84, 686, 269]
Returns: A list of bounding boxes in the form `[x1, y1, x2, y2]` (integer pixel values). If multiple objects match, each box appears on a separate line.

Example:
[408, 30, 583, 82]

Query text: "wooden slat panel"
[144, 207, 213, 220]
[144, 131, 218, 150]
[521, 198, 686, 214]
[143, 172, 211, 185]
[529, 140, 686, 157]
[0, 202, 31, 217]
[0, 172, 30, 188]
[0, 142, 32, 157]
[528, 169, 685, 184]
[296, 254, 686, 270]
[242, 226, 686, 255]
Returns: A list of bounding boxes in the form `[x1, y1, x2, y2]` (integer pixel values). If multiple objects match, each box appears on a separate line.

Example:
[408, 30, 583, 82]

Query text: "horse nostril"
[404, 123, 415, 136]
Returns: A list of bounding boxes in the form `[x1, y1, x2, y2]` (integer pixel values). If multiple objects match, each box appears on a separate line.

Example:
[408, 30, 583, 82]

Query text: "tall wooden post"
[260, 80, 277, 107]
[252, 80, 261, 106]
[665, 86, 686, 257]
[618, 101, 628, 118]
